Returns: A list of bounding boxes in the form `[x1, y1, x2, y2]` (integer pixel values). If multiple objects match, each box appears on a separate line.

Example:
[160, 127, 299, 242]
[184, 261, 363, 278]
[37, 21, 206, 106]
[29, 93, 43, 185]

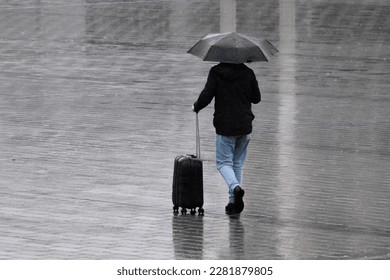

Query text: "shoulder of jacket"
[244, 65, 256, 76]
[209, 64, 224, 76]
[211, 64, 222, 70]
[242, 64, 253, 70]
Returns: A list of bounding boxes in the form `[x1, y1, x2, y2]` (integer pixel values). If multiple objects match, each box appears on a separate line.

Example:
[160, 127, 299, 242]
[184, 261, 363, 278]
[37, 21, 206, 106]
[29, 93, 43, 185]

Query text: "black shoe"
[225, 203, 234, 215]
[233, 186, 245, 213]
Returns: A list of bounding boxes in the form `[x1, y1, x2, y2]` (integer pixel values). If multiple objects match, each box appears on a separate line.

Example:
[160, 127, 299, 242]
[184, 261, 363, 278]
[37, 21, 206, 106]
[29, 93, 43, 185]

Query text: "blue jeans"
[216, 134, 250, 203]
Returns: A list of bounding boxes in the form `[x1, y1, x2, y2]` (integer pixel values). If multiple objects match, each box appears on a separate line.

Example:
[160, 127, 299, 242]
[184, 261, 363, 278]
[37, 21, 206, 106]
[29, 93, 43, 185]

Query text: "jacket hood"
[213, 63, 248, 80]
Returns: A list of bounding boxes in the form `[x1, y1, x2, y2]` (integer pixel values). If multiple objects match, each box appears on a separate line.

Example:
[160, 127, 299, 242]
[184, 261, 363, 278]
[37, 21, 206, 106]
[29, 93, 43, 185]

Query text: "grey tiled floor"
[0, 0, 389, 259]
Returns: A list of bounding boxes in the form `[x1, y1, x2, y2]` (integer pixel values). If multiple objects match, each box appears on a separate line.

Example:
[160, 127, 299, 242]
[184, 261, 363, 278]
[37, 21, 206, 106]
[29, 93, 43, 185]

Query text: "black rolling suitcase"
[172, 113, 204, 215]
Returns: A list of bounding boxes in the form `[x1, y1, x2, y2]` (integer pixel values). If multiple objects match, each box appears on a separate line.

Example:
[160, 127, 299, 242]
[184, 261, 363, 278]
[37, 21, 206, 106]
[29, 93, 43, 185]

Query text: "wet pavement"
[0, 0, 389, 259]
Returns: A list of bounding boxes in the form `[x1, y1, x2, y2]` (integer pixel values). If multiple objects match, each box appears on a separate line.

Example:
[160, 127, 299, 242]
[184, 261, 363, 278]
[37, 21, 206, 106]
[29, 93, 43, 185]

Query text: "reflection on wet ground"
[0, 0, 389, 259]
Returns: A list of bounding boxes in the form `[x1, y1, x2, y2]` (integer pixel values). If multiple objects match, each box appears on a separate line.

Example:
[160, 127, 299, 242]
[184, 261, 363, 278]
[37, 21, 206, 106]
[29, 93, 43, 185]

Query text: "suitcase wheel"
[173, 207, 203, 215]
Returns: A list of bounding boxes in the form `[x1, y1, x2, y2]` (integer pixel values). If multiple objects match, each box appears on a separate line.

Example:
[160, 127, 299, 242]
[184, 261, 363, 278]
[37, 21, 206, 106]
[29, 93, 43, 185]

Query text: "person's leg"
[230, 134, 250, 213]
[232, 134, 251, 185]
[216, 135, 240, 204]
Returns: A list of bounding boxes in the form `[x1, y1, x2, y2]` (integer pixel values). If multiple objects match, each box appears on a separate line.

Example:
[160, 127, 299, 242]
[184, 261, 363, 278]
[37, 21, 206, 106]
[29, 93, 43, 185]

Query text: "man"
[192, 62, 261, 215]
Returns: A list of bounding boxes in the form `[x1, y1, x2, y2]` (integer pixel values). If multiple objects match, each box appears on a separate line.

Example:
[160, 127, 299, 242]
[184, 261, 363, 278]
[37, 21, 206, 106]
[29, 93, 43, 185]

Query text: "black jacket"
[193, 63, 261, 136]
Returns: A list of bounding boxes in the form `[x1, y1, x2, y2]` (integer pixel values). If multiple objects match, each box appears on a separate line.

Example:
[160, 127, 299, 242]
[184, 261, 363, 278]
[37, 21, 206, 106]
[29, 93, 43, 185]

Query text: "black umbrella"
[187, 32, 278, 64]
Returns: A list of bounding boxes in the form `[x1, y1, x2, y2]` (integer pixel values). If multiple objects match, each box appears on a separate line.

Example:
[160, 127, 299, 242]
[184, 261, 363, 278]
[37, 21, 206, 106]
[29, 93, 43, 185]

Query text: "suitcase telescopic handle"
[196, 113, 201, 159]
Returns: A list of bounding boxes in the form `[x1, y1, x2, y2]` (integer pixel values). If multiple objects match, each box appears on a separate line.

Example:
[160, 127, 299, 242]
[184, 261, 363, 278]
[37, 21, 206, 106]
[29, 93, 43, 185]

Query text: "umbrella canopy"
[187, 32, 278, 64]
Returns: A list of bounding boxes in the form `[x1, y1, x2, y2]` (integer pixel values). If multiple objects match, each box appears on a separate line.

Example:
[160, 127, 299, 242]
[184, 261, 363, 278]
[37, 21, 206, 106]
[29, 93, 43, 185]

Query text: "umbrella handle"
[196, 113, 201, 159]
